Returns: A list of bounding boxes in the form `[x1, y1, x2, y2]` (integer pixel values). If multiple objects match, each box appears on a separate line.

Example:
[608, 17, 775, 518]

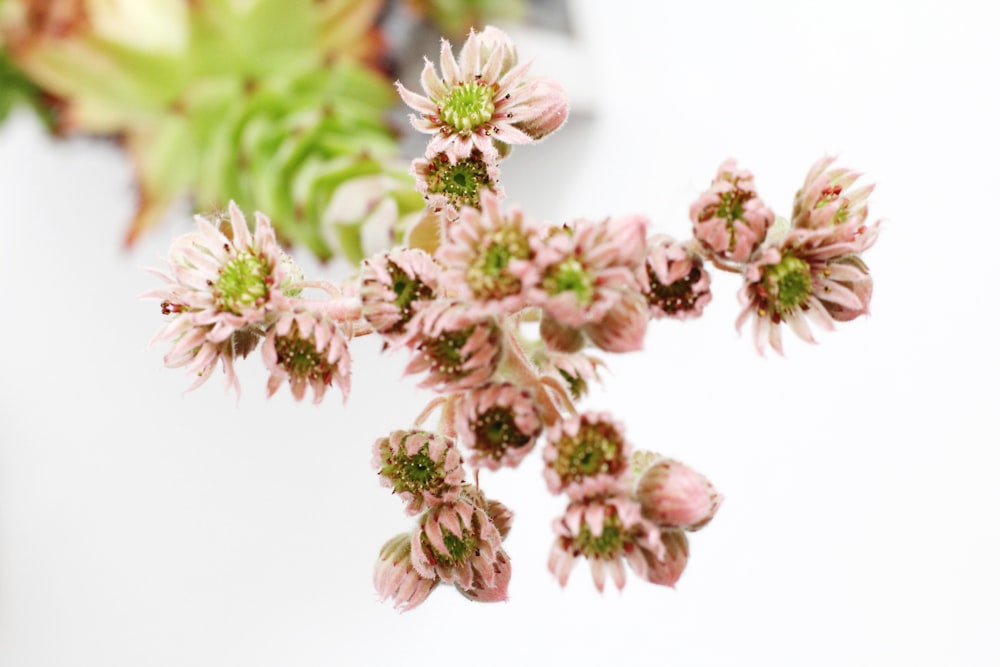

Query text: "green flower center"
[573, 512, 626, 559]
[425, 525, 479, 566]
[422, 325, 475, 377]
[378, 435, 450, 498]
[274, 327, 333, 382]
[472, 407, 532, 460]
[441, 82, 495, 132]
[645, 262, 703, 314]
[553, 419, 626, 484]
[386, 260, 434, 333]
[468, 227, 530, 300]
[427, 156, 492, 209]
[543, 258, 594, 305]
[213, 250, 270, 314]
[762, 254, 812, 318]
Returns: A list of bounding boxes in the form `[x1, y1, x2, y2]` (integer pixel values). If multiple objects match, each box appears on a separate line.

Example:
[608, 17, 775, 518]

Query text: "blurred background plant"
[0, 0, 538, 262]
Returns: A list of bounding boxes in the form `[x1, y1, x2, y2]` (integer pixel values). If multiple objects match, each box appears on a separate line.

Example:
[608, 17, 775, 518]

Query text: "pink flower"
[359, 248, 440, 338]
[410, 498, 505, 591]
[145, 201, 290, 396]
[548, 496, 663, 592]
[736, 217, 880, 355]
[792, 156, 875, 230]
[412, 150, 503, 223]
[455, 382, 543, 470]
[690, 160, 774, 263]
[634, 458, 722, 531]
[373, 430, 465, 515]
[396, 26, 568, 162]
[639, 235, 712, 319]
[373, 532, 439, 612]
[403, 302, 504, 392]
[543, 412, 632, 500]
[436, 190, 541, 315]
[530, 215, 648, 328]
[261, 298, 351, 404]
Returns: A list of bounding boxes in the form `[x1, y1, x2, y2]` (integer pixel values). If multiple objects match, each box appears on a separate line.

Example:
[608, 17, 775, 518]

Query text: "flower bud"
[373, 532, 439, 612]
[511, 76, 569, 141]
[634, 458, 722, 531]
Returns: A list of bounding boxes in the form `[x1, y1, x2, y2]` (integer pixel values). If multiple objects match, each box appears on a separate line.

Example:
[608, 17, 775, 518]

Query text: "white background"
[2, 1, 999, 665]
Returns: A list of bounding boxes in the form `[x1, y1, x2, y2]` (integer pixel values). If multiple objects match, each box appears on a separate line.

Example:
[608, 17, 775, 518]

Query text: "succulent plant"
[0, 0, 410, 259]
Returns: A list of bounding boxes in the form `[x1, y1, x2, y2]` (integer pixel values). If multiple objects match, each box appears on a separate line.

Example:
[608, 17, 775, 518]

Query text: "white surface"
[1, 1, 998, 665]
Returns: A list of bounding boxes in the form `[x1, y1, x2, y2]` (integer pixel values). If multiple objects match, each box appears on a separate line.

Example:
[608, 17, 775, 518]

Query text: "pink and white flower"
[639, 235, 712, 319]
[410, 497, 505, 591]
[261, 297, 352, 404]
[691, 160, 774, 264]
[455, 382, 543, 470]
[145, 201, 290, 396]
[403, 301, 504, 392]
[373, 430, 465, 515]
[412, 149, 503, 223]
[359, 247, 440, 338]
[529, 214, 648, 328]
[543, 411, 632, 500]
[548, 495, 664, 592]
[436, 190, 541, 315]
[396, 26, 568, 162]
[736, 217, 880, 355]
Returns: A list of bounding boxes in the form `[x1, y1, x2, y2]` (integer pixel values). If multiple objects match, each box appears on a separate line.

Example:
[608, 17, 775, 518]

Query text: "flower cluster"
[145, 202, 359, 402]
[398, 25, 568, 224]
[144, 26, 884, 611]
[686, 157, 882, 355]
[544, 416, 721, 591]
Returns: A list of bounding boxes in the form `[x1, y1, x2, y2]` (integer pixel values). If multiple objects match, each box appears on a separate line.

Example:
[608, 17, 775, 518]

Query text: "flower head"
[736, 218, 880, 355]
[261, 298, 351, 404]
[144, 202, 290, 395]
[359, 248, 440, 338]
[396, 26, 568, 162]
[436, 190, 540, 314]
[410, 498, 505, 591]
[412, 149, 503, 223]
[373, 430, 465, 515]
[792, 156, 875, 230]
[548, 496, 663, 592]
[639, 235, 712, 319]
[403, 302, 504, 392]
[530, 215, 648, 328]
[455, 382, 543, 470]
[690, 160, 774, 263]
[543, 412, 632, 500]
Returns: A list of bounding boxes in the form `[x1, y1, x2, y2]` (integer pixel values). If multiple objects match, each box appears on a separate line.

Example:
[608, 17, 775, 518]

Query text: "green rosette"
[0, 0, 419, 262]
[191, 61, 421, 261]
